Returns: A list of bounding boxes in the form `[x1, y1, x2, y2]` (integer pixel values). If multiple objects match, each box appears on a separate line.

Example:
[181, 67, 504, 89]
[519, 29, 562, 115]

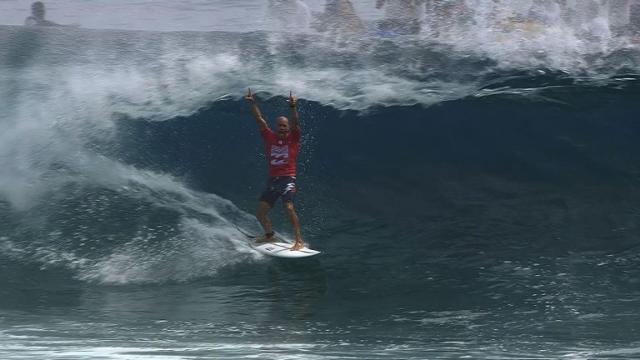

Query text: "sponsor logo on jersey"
[270, 145, 289, 165]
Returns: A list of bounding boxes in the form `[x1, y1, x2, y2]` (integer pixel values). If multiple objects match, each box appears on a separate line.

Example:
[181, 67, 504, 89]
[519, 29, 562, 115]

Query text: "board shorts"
[259, 176, 297, 208]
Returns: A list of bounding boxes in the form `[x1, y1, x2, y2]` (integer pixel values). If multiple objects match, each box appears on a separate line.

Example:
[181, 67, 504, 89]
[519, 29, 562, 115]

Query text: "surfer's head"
[276, 116, 290, 138]
[31, 1, 45, 19]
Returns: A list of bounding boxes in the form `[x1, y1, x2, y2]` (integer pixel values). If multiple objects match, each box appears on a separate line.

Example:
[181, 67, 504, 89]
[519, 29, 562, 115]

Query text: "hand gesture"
[287, 91, 297, 108]
[245, 88, 256, 104]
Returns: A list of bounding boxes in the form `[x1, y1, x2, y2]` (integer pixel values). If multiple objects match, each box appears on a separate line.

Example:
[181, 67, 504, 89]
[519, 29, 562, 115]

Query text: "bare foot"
[290, 241, 304, 251]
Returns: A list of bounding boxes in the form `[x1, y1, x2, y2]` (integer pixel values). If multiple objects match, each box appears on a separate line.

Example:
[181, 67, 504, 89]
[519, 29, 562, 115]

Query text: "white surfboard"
[252, 241, 320, 258]
[236, 225, 320, 258]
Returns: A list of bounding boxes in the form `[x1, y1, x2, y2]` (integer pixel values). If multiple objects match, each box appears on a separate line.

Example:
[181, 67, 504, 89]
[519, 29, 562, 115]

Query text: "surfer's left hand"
[245, 88, 256, 104]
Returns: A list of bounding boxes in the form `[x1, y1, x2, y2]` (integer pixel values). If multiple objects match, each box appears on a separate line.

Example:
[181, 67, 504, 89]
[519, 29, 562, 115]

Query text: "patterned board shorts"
[259, 176, 296, 208]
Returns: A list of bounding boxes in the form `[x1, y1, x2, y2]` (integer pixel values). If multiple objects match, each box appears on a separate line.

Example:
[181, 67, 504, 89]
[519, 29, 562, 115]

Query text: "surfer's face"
[276, 117, 290, 138]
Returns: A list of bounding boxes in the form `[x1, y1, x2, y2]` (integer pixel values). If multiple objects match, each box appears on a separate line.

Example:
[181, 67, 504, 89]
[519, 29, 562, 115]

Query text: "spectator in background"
[267, 0, 312, 32]
[424, 0, 472, 37]
[526, 0, 563, 26]
[313, 0, 365, 36]
[577, 0, 611, 42]
[630, 1, 640, 40]
[607, 0, 640, 36]
[375, 0, 425, 35]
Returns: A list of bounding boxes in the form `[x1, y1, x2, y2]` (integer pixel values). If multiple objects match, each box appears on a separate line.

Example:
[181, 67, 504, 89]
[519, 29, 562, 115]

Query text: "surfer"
[24, 2, 61, 27]
[244, 89, 305, 251]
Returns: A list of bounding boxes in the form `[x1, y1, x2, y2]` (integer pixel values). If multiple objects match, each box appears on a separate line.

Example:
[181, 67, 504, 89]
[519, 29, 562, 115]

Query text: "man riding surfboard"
[245, 89, 305, 251]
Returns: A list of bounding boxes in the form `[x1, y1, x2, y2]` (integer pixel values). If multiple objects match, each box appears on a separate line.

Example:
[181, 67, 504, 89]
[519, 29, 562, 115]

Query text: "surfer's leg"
[256, 201, 275, 242]
[279, 177, 303, 250]
[284, 202, 304, 250]
[257, 178, 279, 241]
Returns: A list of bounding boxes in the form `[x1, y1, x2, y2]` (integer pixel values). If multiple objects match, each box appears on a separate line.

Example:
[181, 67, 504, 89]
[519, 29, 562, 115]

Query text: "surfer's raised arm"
[245, 88, 268, 131]
[287, 91, 300, 132]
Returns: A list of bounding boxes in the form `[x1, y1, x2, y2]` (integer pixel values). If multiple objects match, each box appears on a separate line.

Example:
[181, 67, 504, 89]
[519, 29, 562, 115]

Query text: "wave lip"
[1, 24, 639, 113]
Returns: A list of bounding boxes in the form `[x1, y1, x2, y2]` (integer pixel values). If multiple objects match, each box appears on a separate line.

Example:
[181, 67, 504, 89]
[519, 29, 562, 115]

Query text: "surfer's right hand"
[245, 88, 256, 104]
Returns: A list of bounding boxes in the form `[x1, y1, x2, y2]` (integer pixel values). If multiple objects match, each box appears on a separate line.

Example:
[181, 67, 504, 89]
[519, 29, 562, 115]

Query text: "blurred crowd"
[22, 0, 640, 43]
[267, 0, 640, 40]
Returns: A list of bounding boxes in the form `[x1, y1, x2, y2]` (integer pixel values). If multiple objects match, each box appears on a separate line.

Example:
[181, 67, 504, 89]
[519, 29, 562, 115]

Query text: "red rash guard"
[261, 127, 301, 177]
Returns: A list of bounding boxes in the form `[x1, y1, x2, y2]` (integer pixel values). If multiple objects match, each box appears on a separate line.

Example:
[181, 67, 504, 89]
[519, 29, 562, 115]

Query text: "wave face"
[1, 25, 639, 283]
[1, 14, 640, 358]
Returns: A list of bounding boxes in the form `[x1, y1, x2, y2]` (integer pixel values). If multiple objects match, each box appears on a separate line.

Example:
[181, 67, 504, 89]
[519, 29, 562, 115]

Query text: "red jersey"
[261, 128, 301, 177]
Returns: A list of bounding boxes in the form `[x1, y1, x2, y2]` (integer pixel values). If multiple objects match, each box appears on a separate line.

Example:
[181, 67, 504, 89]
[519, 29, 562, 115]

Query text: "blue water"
[2, 1, 640, 359]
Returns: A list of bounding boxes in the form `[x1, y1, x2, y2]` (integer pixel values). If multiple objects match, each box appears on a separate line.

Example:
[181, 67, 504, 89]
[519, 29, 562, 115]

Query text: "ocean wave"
[1, 25, 639, 285]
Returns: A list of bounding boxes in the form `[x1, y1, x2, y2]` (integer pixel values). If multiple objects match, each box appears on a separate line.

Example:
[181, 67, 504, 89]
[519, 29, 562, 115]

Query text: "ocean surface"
[1, 1, 640, 359]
